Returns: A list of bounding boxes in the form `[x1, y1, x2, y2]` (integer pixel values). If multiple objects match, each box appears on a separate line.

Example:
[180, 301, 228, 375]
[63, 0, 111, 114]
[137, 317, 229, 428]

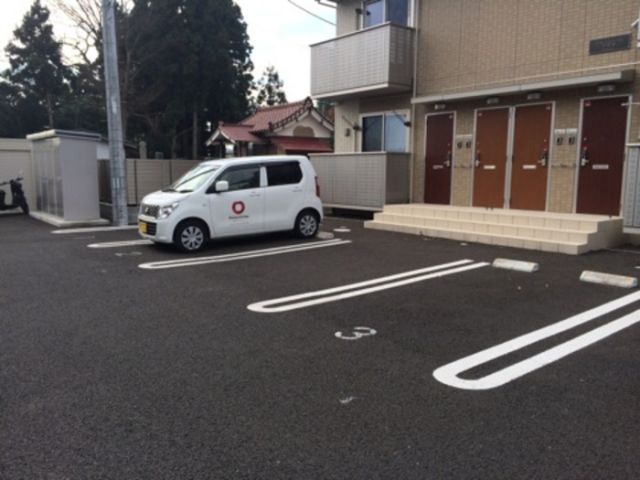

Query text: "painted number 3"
[335, 326, 377, 341]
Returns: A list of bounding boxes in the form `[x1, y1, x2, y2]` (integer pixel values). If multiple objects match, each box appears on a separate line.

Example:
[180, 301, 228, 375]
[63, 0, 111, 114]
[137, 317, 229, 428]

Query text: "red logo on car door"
[232, 201, 245, 215]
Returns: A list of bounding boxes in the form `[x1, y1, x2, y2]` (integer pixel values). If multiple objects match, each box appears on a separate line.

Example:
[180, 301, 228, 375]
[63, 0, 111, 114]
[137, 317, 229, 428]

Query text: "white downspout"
[409, 0, 420, 204]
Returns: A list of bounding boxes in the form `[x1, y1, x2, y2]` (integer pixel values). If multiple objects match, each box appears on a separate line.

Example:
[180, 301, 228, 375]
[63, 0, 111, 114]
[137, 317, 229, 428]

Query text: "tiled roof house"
[205, 97, 333, 158]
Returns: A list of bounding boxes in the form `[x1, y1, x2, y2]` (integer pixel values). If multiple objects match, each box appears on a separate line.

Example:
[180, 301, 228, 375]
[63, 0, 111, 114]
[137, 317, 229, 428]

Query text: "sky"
[0, 0, 336, 100]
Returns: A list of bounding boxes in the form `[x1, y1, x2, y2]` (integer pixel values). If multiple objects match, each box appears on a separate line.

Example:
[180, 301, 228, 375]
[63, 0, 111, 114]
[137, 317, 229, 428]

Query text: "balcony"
[309, 152, 410, 210]
[310, 23, 415, 100]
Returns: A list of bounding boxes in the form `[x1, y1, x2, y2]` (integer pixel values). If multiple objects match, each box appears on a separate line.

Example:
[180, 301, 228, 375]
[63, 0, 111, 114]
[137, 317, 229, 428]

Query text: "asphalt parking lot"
[1, 213, 640, 479]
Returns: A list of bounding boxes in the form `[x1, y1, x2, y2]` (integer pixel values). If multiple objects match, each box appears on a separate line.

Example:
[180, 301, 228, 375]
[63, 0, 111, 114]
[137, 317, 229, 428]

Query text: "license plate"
[139, 222, 147, 234]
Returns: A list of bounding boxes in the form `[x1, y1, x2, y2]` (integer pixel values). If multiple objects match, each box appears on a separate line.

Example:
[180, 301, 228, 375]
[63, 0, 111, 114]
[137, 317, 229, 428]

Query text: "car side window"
[266, 162, 303, 187]
[216, 165, 261, 191]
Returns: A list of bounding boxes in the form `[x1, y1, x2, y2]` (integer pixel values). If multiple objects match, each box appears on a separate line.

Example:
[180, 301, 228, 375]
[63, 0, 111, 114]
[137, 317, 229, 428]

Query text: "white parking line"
[247, 260, 489, 313]
[88, 239, 153, 249]
[52, 226, 137, 234]
[138, 239, 351, 270]
[433, 290, 640, 390]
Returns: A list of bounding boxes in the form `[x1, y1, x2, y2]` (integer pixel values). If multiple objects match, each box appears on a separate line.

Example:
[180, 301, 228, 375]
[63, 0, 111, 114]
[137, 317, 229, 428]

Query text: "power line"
[287, 0, 335, 26]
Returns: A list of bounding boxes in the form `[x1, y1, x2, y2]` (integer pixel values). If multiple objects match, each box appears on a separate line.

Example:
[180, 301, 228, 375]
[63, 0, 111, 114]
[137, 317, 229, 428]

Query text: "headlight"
[158, 202, 180, 219]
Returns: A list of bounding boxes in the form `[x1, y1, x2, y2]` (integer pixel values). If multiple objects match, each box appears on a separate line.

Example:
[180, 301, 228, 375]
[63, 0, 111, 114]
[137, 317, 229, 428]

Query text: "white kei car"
[137, 155, 323, 252]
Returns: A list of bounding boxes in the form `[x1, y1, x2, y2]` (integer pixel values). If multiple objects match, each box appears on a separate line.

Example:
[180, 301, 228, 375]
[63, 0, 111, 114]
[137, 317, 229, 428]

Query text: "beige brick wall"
[418, 0, 640, 95]
[412, 103, 427, 201]
[330, 0, 640, 214]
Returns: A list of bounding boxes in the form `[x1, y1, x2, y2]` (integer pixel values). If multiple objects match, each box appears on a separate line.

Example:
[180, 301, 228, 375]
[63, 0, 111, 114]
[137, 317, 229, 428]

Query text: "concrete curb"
[52, 225, 137, 234]
[580, 271, 638, 289]
[492, 258, 539, 273]
[32, 210, 110, 228]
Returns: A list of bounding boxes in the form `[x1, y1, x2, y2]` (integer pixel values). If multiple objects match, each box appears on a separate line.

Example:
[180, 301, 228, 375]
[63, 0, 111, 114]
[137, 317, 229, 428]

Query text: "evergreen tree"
[255, 66, 287, 107]
[0, 81, 23, 137]
[5, 0, 70, 129]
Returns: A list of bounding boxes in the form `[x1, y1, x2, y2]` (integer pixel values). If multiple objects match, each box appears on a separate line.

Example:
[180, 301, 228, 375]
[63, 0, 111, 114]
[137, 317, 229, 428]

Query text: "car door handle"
[292, 187, 303, 192]
[249, 192, 261, 197]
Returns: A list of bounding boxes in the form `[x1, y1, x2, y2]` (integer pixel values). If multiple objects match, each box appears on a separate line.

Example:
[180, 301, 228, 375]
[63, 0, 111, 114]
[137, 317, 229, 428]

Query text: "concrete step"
[373, 212, 596, 243]
[365, 205, 624, 255]
[382, 204, 618, 233]
[365, 220, 589, 254]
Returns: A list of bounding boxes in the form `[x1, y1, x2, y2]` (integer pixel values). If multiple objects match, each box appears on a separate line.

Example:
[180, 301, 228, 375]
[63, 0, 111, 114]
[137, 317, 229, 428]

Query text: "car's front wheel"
[174, 220, 207, 252]
[294, 210, 319, 238]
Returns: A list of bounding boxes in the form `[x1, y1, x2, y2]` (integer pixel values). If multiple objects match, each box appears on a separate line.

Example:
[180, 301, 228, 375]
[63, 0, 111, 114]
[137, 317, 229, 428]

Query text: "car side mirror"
[215, 180, 229, 193]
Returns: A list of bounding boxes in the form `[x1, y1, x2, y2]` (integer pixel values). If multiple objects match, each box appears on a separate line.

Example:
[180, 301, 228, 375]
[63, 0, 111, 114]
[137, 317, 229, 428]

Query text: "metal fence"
[99, 158, 200, 205]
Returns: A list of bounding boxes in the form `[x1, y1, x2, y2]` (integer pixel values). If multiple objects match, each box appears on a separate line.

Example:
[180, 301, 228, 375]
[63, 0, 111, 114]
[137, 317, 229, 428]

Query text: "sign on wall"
[589, 34, 632, 55]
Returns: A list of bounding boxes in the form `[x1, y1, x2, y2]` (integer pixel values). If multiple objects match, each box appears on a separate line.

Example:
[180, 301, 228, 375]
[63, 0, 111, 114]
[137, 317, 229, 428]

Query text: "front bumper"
[137, 215, 174, 243]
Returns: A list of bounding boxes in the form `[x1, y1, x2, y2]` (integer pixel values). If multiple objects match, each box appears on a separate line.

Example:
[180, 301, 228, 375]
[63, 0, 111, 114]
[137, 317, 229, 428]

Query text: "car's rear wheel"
[294, 210, 319, 238]
[174, 220, 207, 252]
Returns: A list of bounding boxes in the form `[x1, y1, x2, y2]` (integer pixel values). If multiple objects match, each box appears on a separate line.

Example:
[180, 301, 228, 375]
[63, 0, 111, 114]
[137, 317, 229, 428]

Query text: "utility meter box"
[27, 130, 103, 223]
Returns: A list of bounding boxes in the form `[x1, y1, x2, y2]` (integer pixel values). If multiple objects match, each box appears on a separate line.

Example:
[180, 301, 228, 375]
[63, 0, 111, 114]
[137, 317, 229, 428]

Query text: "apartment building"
[310, 0, 640, 229]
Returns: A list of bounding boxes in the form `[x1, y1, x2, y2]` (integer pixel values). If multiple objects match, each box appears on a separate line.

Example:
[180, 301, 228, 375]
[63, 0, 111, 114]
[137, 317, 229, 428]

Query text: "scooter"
[0, 176, 29, 215]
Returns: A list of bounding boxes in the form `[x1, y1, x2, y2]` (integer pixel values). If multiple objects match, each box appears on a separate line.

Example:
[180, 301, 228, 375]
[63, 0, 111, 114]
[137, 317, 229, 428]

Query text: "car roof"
[200, 155, 306, 168]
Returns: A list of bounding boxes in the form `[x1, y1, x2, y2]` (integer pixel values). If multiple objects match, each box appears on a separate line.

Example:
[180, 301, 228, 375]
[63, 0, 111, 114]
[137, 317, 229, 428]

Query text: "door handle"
[443, 152, 452, 168]
[474, 152, 481, 168]
[580, 147, 589, 167]
[292, 187, 303, 192]
[538, 149, 548, 167]
[249, 192, 261, 197]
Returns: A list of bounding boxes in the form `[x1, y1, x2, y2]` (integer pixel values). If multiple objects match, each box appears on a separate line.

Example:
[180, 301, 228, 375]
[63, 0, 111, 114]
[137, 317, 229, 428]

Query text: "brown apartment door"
[576, 97, 628, 215]
[424, 113, 454, 204]
[473, 108, 509, 208]
[510, 104, 552, 210]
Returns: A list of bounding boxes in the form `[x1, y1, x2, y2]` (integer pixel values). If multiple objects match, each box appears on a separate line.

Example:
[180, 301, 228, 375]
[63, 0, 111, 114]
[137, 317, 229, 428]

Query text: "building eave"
[412, 69, 635, 104]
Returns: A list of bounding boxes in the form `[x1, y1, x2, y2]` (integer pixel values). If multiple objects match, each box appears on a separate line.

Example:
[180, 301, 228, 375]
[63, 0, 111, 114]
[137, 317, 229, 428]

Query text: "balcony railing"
[310, 23, 415, 100]
[309, 152, 410, 210]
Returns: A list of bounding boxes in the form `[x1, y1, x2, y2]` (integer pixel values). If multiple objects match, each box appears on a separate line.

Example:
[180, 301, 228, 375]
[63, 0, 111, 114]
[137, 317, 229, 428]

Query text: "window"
[384, 114, 407, 152]
[168, 164, 220, 193]
[362, 116, 383, 151]
[266, 162, 303, 186]
[362, 0, 411, 28]
[387, 0, 409, 25]
[216, 165, 261, 191]
[361, 112, 408, 152]
[363, 0, 384, 28]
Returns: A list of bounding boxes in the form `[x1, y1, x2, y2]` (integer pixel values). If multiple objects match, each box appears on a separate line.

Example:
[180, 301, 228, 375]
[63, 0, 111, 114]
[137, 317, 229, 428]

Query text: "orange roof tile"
[241, 99, 310, 132]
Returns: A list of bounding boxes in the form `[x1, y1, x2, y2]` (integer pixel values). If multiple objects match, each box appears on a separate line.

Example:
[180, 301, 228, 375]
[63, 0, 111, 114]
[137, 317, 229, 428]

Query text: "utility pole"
[102, 0, 128, 226]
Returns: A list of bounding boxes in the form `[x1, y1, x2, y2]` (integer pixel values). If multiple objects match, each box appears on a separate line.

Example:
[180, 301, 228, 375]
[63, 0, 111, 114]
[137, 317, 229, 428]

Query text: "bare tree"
[51, 0, 163, 138]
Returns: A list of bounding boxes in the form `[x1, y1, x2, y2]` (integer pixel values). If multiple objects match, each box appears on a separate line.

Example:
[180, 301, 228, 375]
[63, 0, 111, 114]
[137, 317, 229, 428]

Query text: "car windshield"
[164, 164, 220, 193]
